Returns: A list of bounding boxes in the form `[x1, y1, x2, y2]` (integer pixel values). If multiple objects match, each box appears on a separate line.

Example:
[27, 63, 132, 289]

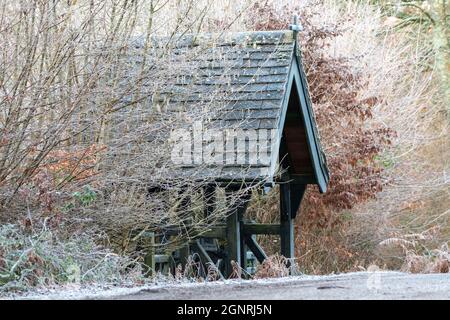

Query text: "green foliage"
[341, 211, 354, 222]
[374, 153, 395, 169]
[72, 186, 97, 206]
[63, 185, 97, 212]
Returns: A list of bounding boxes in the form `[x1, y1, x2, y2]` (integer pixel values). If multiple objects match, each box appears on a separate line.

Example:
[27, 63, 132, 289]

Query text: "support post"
[142, 231, 155, 277]
[225, 207, 240, 277]
[238, 192, 252, 273]
[224, 189, 251, 277]
[240, 221, 248, 275]
[280, 183, 294, 259]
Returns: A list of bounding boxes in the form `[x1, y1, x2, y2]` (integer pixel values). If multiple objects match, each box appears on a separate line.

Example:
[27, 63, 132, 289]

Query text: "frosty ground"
[9, 271, 450, 300]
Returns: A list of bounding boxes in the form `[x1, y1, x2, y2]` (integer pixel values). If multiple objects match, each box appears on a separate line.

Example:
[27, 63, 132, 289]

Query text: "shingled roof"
[128, 30, 329, 192]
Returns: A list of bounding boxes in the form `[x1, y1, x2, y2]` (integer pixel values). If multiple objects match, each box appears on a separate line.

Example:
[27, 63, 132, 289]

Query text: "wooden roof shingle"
[126, 30, 329, 192]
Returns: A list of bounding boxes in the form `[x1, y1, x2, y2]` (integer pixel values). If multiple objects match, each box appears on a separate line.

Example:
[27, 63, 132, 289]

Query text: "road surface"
[109, 272, 450, 300]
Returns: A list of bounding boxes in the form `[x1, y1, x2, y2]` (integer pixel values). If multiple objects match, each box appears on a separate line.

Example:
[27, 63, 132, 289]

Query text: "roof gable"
[295, 52, 330, 192]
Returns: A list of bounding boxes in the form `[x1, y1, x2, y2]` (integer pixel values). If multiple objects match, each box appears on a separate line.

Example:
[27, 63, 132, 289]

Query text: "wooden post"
[243, 223, 280, 235]
[238, 191, 252, 273]
[226, 207, 240, 277]
[142, 231, 155, 277]
[280, 183, 294, 259]
[240, 216, 248, 275]
[224, 189, 251, 277]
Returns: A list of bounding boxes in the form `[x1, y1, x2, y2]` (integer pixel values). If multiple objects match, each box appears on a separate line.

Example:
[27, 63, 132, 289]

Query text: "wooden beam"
[244, 236, 268, 264]
[154, 254, 170, 263]
[243, 223, 280, 235]
[192, 239, 225, 280]
[201, 225, 227, 239]
[276, 173, 315, 184]
[159, 224, 226, 238]
[280, 183, 294, 259]
[290, 174, 315, 184]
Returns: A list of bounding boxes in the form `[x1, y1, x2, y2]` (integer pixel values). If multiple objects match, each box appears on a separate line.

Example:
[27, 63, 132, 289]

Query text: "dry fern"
[254, 254, 291, 279]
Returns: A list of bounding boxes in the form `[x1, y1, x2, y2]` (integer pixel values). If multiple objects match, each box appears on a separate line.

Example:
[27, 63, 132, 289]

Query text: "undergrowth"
[0, 221, 143, 293]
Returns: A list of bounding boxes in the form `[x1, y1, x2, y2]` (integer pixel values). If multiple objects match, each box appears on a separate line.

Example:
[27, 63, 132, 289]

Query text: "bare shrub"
[376, 227, 449, 274]
[353, 1, 449, 271]
[0, 0, 261, 289]
[0, 0, 258, 249]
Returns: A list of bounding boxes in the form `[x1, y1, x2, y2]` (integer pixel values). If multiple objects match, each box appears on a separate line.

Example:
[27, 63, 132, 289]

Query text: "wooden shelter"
[133, 23, 330, 277]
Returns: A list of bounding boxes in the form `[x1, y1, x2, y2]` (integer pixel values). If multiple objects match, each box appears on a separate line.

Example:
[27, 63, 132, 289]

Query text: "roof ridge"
[132, 30, 294, 49]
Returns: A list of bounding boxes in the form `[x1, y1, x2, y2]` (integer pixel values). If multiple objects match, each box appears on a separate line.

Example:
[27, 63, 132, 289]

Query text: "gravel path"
[111, 272, 450, 300]
[12, 271, 449, 300]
